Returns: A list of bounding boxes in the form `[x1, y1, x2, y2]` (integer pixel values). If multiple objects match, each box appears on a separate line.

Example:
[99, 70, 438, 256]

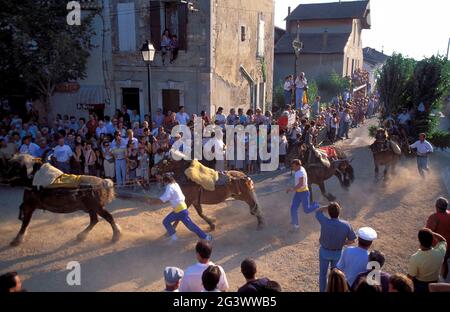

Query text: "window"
[241, 26, 246, 42]
[117, 2, 136, 51]
[150, 1, 188, 51]
[257, 15, 265, 58]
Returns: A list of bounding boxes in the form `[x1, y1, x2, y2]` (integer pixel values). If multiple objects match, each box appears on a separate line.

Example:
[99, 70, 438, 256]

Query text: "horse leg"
[374, 164, 380, 183]
[193, 202, 216, 231]
[10, 204, 35, 247]
[96, 207, 122, 242]
[309, 184, 314, 201]
[319, 182, 336, 202]
[76, 210, 99, 242]
[384, 165, 390, 182]
[236, 189, 264, 230]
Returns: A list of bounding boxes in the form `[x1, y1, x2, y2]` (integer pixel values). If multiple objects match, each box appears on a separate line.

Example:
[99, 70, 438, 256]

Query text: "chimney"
[288, 6, 291, 16]
[323, 29, 328, 49]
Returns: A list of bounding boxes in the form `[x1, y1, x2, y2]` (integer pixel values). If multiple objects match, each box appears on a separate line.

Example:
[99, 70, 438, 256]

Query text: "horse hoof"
[112, 232, 122, 243]
[209, 224, 216, 232]
[257, 223, 265, 230]
[10, 237, 23, 247]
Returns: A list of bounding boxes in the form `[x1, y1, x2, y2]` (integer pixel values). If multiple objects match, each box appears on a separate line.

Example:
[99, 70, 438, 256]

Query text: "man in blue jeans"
[151, 174, 212, 243]
[286, 159, 320, 233]
[315, 202, 357, 292]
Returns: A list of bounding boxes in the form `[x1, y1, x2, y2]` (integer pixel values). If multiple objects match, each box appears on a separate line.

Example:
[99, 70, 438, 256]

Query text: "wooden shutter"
[150, 1, 161, 50]
[178, 2, 188, 50]
[117, 2, 136, 51]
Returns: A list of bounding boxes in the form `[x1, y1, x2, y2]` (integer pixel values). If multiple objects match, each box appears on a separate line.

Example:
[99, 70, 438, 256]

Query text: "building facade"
[274, 0, 370, 86]
[50, 0, 274, 120]
[363, 47, 388, 93]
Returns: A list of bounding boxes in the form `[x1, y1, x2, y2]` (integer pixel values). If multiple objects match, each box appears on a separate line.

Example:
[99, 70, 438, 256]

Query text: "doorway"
[162, 89, 180, 115]
[122, 88, 140, 115]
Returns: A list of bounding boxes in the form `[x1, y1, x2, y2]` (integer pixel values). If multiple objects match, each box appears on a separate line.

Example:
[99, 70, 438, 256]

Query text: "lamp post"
[141, 40, 155, 119]
[292, 23, 303, 79]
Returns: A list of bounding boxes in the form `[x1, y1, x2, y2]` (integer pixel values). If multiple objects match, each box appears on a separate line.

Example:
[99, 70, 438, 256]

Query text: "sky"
[274, 0, 450, 60]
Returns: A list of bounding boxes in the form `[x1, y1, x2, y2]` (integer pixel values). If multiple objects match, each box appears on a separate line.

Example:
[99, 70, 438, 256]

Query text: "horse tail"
[103, 179, 116, 204]
[245, 177, 263, 220]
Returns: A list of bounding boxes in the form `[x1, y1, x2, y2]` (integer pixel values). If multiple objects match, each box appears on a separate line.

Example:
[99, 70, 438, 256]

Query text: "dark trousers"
[413, 278, 437, 293]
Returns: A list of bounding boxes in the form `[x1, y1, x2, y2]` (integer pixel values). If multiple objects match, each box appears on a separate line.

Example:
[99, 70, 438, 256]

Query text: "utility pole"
[447, 37, 450, 60]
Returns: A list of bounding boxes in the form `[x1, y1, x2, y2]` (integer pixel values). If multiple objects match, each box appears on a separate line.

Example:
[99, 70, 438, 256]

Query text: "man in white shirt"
[337, 227, 377, 286]
[150, 174, 211, 242]
[52, 137, 73, 173]
[124, 129, 138, 149]
[410, 133, 434, 178]
[111, 134, 127, 185]
[286, 159, 320, 233]
[397, 109, 411, 135]
[176, 106, 190, 125]
[19, 135, 40, 157]
[295, 73, 307, 111]
[214, 107, 226, 130]
[179, 240, 229, 292]
[95, 120, 107, 139]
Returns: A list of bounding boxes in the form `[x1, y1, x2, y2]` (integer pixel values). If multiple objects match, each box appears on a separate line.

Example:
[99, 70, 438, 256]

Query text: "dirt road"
[1, 120, 449, 291]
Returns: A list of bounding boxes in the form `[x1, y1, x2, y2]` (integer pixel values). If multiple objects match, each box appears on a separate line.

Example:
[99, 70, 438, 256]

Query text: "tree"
[377, 53, 416, 116]
[0, 0, 97, 115]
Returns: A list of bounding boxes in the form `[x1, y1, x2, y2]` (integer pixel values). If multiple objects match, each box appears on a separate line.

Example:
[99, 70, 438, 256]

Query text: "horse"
[285, 144, 354, 201]
[370, 129, 402, 182]
[152, 156, 264, 231]
[6, 159, 122, 246]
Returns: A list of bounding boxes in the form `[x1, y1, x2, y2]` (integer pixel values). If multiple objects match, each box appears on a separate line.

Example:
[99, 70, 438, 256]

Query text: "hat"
[164, 267, 184, 285]
[358, 227, 377, 241]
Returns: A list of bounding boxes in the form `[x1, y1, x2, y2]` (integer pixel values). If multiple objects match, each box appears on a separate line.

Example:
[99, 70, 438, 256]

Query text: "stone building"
[274, 0, 371, 86]
[50, 0, 274, 120]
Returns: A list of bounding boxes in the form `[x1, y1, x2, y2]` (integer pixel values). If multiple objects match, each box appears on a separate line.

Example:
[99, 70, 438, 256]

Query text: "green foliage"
[0, 0, 97, 110]
[307, 80, 318, 104]
[272, 81, 285, 112]
[377, 53, 416, 116]
[412, 56, 450, 112]
[428, 130, 450, 150]
[316, 71, 348, 101]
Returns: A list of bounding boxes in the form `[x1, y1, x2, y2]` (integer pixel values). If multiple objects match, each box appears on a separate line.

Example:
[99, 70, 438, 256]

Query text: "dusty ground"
[1, 120, 449, 292]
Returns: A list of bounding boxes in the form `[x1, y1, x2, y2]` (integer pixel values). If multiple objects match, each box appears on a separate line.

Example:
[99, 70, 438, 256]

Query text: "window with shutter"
[257, 16, 265, 58]
[117, 2, 136, 51]
[150, 1, 161, 50]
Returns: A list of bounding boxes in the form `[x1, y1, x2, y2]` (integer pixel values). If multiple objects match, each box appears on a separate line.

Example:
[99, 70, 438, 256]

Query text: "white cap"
[358, 227, 377, 241]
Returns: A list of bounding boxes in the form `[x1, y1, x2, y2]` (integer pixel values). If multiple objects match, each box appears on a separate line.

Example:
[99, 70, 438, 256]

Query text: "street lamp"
[141, 40, 155, 119]
[292, 23, 303, 78]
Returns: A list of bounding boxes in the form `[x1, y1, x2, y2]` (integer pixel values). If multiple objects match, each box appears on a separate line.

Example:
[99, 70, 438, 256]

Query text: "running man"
[286, 159, 320, 232]
[410, 133, 433, 178]
[151, 174, 212, 243]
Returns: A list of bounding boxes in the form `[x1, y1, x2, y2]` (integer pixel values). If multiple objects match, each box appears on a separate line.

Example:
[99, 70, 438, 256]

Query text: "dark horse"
[285, 144, 355, 201]
[6, 158, 121, 246]
[152, 157, 264, 230]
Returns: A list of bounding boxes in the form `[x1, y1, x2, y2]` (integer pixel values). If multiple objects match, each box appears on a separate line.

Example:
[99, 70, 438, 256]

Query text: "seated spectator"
[326, 268, 349, 292]
[337, 227, 377, 287]
[388, 273, 414, 292]
[426, 197, 450, 279]
[161, 29, 172, 66]
[179, 241, 229, 292]
[170, 35, 179, 64]
[0, 272, 23, 293]
[163, 266, 184, 292]
[408, 229, 447, 292]
[202, 265, 222, 292]
[260, 280, 282, 293]
[351, 250, 390, 292]
[238, 258, 271, 292]
[353, 278, 382, 293]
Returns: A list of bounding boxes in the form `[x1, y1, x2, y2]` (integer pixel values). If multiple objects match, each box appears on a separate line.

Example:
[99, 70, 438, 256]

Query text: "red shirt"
[426, 211, 450, 251]
[86, 120, 98, 135]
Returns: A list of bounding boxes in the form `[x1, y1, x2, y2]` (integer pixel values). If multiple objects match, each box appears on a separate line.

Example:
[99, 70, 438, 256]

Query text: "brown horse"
[370, 136, 402, 182]
[152, 158, 264, 230]
[285, 144, 354, 201]
[8, 162, 122, 246]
